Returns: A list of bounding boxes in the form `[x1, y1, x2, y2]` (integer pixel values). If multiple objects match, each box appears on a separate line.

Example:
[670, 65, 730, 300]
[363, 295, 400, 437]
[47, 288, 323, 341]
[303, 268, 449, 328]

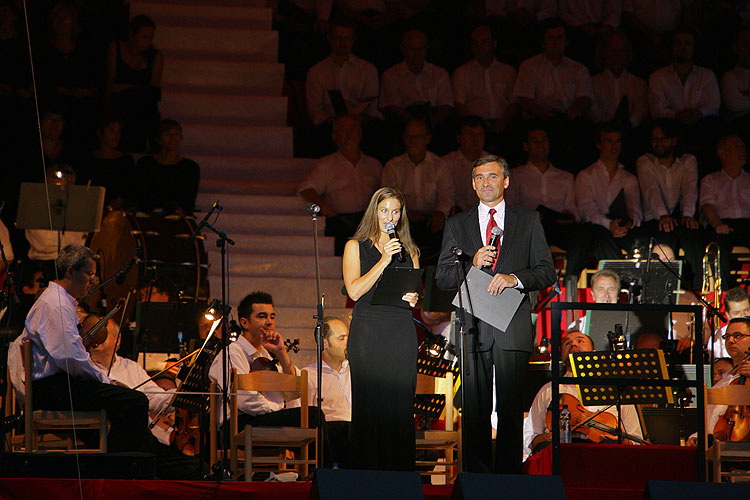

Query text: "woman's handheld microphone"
[384, 222, 406, 263]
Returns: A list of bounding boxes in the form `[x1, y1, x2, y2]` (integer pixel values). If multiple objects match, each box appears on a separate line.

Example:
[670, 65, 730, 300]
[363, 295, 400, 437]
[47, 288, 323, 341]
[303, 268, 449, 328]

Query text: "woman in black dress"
[342, 187, 420, 471]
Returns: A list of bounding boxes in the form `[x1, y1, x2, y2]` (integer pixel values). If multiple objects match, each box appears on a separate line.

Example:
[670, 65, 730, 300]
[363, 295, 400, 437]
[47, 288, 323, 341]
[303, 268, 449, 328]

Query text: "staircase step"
[161, 93, 287, 126]
[200, 179, 301, 196]
[135, 0, 267, 7]
[208, 276, 348, 308]
[206, 253, 342, 278]
[158, 26, 277, 61]
[181, 123, 293, 157]
[202, 213, 324, 235]
[163, 60, 283, 94]
[132, 3, 272, 30]
[192, 156, 315, 181]
[202, 233, 334, 256]
[275, 307, 352, 328]
[196, 193, 305, 215]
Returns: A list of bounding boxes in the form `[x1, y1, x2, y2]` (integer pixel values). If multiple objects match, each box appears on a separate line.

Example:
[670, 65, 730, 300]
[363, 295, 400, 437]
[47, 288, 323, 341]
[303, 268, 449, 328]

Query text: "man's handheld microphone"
[483, 226, 502, 270]
[384, 222, 406, 263]
[187, 200, 222, 244]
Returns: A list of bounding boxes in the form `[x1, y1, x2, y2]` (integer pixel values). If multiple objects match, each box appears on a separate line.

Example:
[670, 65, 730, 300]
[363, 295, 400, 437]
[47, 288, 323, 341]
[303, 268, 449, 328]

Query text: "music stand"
[569, 348, 672, 444]
[132, 302, 203, 358]
[16, 182, 105, 254]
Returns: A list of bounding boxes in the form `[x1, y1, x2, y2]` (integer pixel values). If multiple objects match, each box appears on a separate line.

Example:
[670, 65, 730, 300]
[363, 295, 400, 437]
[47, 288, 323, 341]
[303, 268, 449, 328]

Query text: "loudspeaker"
[643, 480, 750, 500]
[310, 469, 424, 500]
[0, 452, 155, 479]
[451, 473, 567, 500]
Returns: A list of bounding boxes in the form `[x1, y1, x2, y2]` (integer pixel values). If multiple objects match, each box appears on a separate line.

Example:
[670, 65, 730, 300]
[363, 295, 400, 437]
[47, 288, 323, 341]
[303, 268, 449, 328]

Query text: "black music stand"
[569, 348, 673, 442]
[132, 302, 203, 358]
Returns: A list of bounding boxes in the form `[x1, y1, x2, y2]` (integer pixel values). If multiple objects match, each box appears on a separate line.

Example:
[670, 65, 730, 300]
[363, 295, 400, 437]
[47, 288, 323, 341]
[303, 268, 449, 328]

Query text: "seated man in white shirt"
[380, 29, 454, 154]
[19, 244, 152, 452]
[303, 316, 351, 468]
[442, 116, 489, 213]
[636, 120, 703, 288]
[721, 28, 750, 129]
[575, 123, 644, 261]
[699, 133, 750, 287]
[523, 331, 643, 457]
[381, 119, 455, 261]
[707, 287, 750, 360]
[621, 0, 682, 75]
[298, 114, 382, 255]
[208, 291, 325, 434]
[506, 124, 586, 288]
[558, 0, 622, 66]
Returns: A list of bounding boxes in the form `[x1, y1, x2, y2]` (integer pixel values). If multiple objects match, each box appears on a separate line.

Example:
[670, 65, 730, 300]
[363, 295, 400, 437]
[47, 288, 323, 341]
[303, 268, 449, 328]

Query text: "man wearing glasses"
[16, 244, 153, 452]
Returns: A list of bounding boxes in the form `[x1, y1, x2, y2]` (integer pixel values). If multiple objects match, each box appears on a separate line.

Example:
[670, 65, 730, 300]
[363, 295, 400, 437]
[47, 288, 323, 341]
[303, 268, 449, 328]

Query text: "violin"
[545, 393, 650, 445]
[712, 350, 750, 442]
[250, 338, 300, 372]
[78, 301, 122, 349]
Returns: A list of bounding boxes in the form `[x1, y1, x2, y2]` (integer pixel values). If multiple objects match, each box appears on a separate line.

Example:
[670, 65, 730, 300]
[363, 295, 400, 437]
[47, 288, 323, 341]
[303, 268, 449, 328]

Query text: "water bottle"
[560, 404, 571, 444]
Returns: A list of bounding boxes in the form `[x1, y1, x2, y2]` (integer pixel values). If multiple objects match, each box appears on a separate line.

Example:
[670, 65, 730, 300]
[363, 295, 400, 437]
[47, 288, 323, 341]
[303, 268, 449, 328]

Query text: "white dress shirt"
[513, 54, 594, 115]
[720, 65, 750, 118]
[705, 372, 740, 437]
[648, 64, 721, 119]
[590, 69, 648, 126]
[523, 380, 643, 457]
[442, 149, 488, 212]
[636, 153, 698, 221]
[0, 220, 13, 261]
[99, 355, 173, 414]
[486, 0, 557, 19]
[621, 0, 682, 34]
[699, 169, 750, 220]
[379, 61, 453, 109]
[302, 360, 351, 422]
[25, 229, 87, 261]
[381, 151, 455, 215]
[575, 160, 642, 228]
[20, 282, 110, 383]
[477, 200, 525, 288]
[451, 59, 516, 120]
[506, 162, 577, 217]
[558, 0, 621, 27]
[710, 324, 730, 360]
[209, 335, 301, 422]
[306, 54, 381, 126]
[297, 151, 382, 213]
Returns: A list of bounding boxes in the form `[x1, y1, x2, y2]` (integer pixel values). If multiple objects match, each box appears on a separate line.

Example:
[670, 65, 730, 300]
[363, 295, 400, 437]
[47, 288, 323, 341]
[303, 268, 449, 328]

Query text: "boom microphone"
[306, 202, 321, 214]
[115, 254, 142, 285]
[384, 222, 406, 263]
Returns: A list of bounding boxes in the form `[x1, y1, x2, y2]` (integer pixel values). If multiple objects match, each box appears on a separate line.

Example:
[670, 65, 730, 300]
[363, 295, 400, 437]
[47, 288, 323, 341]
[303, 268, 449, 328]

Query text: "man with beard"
[523, 331, 643, 456]
[636, 120, 702, 288]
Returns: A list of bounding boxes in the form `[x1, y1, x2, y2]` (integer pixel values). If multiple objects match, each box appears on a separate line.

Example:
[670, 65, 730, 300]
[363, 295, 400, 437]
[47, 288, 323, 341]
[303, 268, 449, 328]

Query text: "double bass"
[712, 350, 750, 442]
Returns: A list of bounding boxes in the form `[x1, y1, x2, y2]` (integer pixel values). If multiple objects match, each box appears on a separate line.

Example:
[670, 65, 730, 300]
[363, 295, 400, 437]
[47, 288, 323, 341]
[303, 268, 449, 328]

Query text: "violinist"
[523, 331, 644, 457]
[702, 317, 750, 444]
[208, 291, 327, 433]
[18, 244, 153, 453]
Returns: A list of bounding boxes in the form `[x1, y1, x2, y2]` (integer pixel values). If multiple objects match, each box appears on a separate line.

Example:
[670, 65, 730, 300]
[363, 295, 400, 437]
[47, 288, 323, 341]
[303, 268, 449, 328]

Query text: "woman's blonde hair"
[352, 187, 420, 258]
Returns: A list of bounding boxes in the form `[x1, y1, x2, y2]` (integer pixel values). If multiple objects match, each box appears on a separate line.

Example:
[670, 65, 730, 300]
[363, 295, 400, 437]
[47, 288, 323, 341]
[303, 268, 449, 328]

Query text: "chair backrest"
[22, 340, 33, 452]
[707, 384, 750, 406]
[233, 370, 309, 427]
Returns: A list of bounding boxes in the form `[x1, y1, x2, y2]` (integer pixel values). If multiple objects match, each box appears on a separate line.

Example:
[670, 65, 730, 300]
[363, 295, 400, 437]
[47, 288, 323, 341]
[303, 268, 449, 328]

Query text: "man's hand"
[681, 216, 699, 230]
[715, 222, 733, 235]
[473, 245, 497, 269]
[427, 211, 445, 232]
[487, 273, 518, 295]
[676, 337, 693, 354]
[659, 215, 677, 232]
[736, 359, 750, 378]
[261, 329, 284, 357]
[609, 218, 628, 238]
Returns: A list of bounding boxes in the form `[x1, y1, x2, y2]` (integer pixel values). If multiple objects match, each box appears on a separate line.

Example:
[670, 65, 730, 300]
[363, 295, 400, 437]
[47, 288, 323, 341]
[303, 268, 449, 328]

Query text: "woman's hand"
[380, 237, 402, 263]
[402, 292, 419, 308]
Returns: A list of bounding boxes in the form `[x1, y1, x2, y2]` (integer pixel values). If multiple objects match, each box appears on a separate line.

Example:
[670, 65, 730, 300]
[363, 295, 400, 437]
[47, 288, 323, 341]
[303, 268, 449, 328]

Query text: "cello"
[712, 350, 750, 442]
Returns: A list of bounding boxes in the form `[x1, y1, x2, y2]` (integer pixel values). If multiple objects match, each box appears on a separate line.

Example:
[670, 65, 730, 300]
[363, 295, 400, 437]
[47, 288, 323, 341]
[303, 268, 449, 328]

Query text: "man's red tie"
[486, 208, 500, 270]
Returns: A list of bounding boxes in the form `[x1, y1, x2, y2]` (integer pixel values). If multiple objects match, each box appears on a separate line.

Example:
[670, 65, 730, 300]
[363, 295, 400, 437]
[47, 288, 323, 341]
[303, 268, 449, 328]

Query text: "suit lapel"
[466, 206, 483, 252]
[496, 204, 517, 266]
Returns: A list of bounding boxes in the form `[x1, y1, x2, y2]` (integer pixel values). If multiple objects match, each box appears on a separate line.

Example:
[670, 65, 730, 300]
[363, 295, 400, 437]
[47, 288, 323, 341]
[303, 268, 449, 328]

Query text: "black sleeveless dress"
[348, 240, 417, 471]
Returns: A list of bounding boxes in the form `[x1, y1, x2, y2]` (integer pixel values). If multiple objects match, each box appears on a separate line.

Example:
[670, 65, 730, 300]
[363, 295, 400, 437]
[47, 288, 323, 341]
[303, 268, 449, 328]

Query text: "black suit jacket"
[435, 203, 556, 353]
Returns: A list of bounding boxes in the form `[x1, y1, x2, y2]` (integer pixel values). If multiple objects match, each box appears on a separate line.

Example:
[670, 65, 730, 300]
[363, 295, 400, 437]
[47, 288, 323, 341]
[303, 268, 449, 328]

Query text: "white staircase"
[132, 0, 347, 367]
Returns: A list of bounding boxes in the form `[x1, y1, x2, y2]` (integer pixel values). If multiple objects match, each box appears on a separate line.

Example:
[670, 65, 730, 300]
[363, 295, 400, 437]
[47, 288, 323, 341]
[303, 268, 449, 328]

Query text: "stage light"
[204, 299, 222, 321]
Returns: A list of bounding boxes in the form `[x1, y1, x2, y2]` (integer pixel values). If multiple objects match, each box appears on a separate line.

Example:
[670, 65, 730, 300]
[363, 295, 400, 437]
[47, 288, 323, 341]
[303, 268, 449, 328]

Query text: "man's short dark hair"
[238, 291, 274, 320]
[456, 115, 486, 136]
[523, 120, 550, 142]
[321, 316, 340, 342]
[472, 155, 510, 178]
[538, 17, 566, 44]
[129, 14, 156, 34]
[672, 25, 697, 45]
[56, 244, 95, 276]
[328, 17, 355, 34]
[728, 316, 750, 330]
[596, 121, 624, 144]
[650, 119, 679, 140]
[725, 287, 750, 309]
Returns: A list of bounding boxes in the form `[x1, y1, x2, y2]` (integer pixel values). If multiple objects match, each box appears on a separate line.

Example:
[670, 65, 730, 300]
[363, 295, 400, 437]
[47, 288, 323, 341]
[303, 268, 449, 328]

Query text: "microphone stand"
[308, 205, 325, 469]
[451, 246, 470, 472]
[78, 249, 141, 304]
[204, 220, 234, 480]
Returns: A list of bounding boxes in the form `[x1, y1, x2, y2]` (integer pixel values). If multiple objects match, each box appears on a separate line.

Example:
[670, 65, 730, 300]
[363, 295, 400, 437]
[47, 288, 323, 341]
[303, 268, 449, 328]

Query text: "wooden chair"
[21, 340, 107, 453]
[415, 371, 461, 484]
[229, 370, 317, 481]
[706, 383, 750, 482]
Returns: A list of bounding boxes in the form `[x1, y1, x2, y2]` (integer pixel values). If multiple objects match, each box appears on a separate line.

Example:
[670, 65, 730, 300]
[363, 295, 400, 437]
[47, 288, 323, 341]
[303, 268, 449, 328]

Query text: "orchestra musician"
[523, 331, 644, 457]
[18, 244, 153, 452]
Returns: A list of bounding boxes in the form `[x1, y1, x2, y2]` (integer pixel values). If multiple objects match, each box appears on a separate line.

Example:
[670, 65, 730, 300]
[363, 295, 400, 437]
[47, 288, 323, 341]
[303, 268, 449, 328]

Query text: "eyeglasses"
[76, 268, 96, 278]
[721, 332, 750, 341]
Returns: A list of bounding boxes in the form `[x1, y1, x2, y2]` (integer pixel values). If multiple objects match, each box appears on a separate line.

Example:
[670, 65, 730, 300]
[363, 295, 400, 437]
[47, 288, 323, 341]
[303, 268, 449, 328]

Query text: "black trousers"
[32, 372, 153, 453]
[542, 220, 588, 277]
[461, 344, 530, 474]
[642, 219, 705, 289]
[708, 218, 750, 287]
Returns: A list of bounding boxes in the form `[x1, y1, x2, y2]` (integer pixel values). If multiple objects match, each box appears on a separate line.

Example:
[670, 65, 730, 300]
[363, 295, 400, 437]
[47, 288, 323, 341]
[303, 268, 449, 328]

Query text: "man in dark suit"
[436, 154, 555, 473]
